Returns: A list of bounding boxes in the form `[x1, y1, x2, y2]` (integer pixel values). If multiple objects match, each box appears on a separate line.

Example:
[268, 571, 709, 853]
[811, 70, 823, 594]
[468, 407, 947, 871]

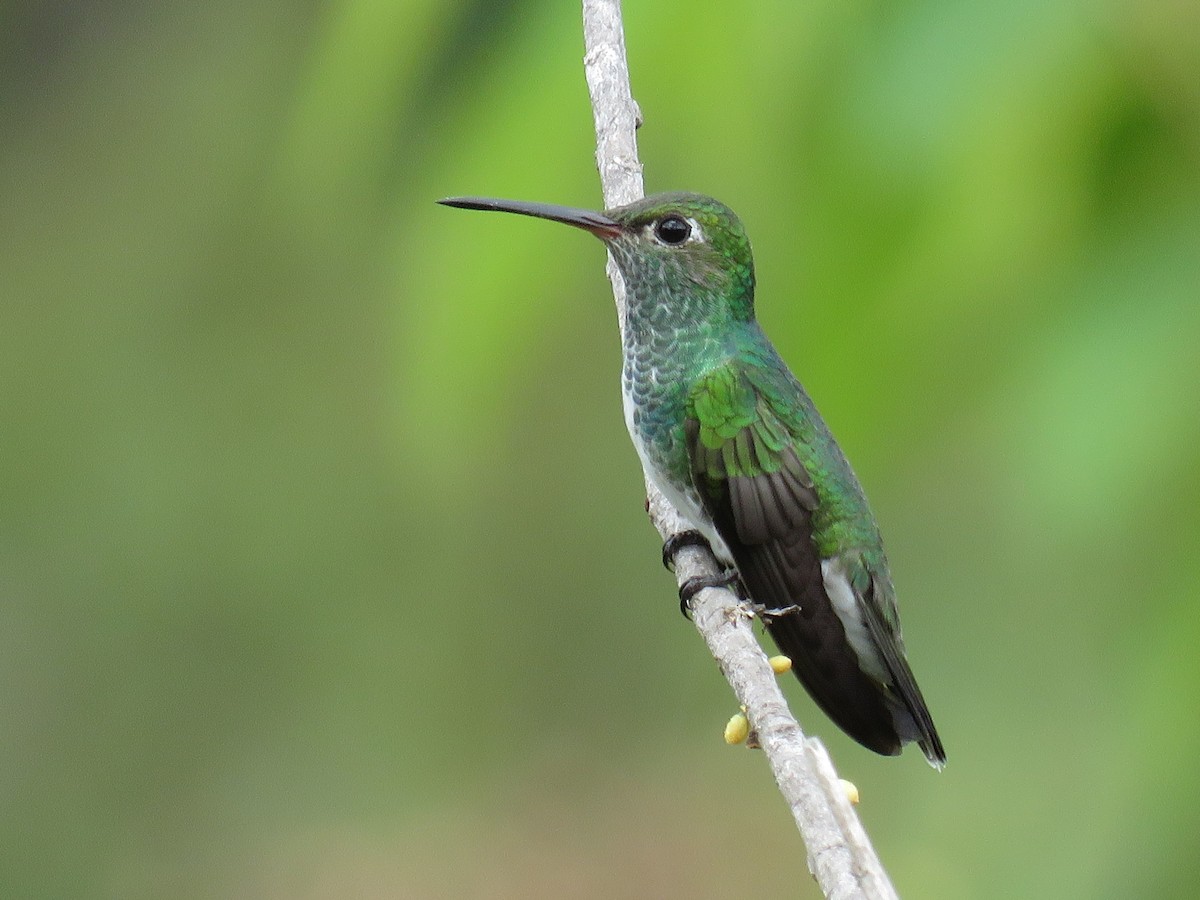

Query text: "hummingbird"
[438, 191, 945, 768]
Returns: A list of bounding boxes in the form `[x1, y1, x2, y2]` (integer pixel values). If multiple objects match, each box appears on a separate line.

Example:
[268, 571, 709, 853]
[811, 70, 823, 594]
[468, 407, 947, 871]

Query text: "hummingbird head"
[437, 192, 757, 323]
[603, 192, 756, 321]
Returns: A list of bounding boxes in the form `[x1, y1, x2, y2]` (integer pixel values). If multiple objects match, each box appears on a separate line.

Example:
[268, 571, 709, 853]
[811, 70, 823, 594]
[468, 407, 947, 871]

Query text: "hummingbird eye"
[653, 215, 692, 246]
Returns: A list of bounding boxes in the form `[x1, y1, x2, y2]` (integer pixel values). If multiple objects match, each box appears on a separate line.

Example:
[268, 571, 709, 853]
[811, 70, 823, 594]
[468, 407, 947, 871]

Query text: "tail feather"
[736, 534, 909, 757]
[857, 582, 946, 769]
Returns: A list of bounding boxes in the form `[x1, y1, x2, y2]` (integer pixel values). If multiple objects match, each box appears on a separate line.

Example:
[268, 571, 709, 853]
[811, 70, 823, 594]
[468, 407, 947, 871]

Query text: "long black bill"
[437, 196, 622, 239]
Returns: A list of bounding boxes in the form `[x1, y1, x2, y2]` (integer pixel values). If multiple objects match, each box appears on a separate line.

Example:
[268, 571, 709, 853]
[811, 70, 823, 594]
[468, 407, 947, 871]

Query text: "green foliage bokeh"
[1, 1, 1198, 897]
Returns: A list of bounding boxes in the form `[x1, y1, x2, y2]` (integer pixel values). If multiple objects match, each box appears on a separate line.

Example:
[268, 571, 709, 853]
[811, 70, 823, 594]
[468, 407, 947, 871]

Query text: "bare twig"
[580, 2, 900, 897]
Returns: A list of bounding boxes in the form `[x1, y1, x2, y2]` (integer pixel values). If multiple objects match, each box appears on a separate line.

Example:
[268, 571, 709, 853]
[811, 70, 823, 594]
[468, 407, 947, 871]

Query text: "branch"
[580, 3, 900, 897]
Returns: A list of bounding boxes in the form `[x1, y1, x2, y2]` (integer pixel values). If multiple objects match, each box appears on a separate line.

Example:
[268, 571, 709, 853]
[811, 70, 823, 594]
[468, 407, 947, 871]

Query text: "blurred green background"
[2, 0, 1198, 897]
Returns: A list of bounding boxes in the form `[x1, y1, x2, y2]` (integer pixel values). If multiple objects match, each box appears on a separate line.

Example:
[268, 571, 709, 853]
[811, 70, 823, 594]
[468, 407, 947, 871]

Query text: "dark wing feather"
[685, 367, 913, 756]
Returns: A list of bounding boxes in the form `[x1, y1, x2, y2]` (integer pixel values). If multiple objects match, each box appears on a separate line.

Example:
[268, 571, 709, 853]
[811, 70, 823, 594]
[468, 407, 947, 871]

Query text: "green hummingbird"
[438, 191, 945, 768]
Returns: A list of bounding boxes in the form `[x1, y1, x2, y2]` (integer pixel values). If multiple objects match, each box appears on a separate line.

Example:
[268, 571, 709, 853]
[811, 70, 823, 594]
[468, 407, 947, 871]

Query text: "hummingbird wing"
[685, 360, 944, 764]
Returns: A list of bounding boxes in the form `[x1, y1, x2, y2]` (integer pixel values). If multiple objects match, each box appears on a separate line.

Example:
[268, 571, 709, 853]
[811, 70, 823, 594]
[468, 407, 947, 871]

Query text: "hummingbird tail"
[737, 539, 946, 764]
[856, 591, 947, 769]
[763, 610, 907, 757]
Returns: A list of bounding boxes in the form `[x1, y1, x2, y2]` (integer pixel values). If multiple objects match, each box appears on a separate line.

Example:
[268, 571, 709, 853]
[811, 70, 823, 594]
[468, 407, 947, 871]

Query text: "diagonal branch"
[580, 3, 901, 898]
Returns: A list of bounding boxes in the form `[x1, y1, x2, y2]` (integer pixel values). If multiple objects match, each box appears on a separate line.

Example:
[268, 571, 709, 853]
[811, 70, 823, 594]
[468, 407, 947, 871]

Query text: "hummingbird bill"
[438, 192, 946, 768]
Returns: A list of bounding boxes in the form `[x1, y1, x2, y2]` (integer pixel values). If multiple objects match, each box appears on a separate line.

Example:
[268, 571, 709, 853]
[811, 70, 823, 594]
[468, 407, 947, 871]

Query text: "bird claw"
[661, 529, 710, 571]
[748, 601, 802, 622]
[678, 569, 743, 619]
[663, 531, 746, 618]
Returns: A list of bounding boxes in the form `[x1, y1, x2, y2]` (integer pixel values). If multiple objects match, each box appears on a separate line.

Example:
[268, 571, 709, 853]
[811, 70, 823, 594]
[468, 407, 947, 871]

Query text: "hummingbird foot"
[661, 529, 711, 571]
[746, 601, 803, 622]
[678, 569, 744, 619]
